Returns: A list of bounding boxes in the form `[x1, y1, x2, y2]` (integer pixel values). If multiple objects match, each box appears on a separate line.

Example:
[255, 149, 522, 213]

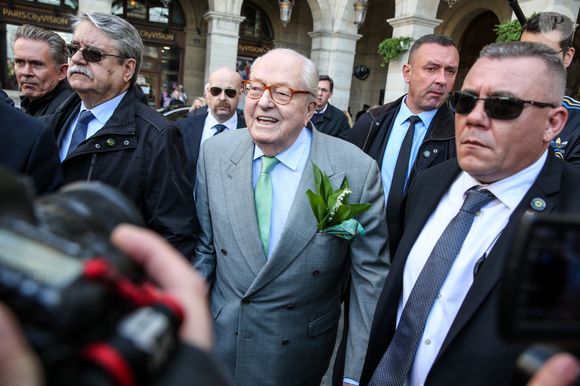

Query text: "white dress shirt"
[59, 91, 127, 161]
[200, 111, 239, 146]
[252, 127, 312, 257]
[380, 97, 437, 201]
[399, 150, 548, 386]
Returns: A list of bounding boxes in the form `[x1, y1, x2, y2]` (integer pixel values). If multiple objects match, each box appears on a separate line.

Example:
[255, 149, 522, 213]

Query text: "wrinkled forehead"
[462, 56, 546, 96]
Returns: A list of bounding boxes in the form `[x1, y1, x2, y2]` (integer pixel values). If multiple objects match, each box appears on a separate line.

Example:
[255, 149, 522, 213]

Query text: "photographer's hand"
[111, 224, 213, 351]
[0, 304, 42, 386]
[527, 353, 580, 386]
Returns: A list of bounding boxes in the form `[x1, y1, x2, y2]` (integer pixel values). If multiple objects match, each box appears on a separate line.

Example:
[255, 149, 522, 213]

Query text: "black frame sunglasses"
[66, 44, 126, 63]
[448, 91, 556, 120]
[209, 87, 238, 98]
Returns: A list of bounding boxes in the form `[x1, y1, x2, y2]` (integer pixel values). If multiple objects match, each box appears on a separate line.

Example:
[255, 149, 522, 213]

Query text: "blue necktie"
[67, 110, 94, 156]
[213, 124, 227, 135]
[369, 187, 496, 386]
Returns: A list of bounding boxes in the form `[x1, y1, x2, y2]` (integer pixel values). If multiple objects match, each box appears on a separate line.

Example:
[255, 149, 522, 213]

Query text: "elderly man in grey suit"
[194, 48, 389, 385]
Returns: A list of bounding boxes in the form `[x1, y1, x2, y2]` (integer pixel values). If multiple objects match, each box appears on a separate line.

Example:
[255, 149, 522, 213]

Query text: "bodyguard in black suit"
[175, 67, 245, 181]
[361, 42, 576, 386]
[0, 96, 63, 194]
[309, 75, 350, 139]
[348, 34, 459, 256]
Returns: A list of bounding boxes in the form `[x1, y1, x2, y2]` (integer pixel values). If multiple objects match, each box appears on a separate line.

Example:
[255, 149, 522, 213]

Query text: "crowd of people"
[0, 8, 579, 386]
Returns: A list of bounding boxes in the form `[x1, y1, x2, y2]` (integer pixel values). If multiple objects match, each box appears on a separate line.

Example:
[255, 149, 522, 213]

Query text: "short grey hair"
[479, 41, 566, 102]
[71, 12, 143, 84]
[251, 48, 318, 101]
[13, 24, 67, 66]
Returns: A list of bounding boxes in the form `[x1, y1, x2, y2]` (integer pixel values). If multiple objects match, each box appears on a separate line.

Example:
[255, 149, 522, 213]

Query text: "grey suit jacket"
[194, 128, 389, 385]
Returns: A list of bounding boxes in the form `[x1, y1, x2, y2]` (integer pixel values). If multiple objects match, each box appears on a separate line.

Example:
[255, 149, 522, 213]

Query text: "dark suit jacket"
[348, 95, 456, 255]
[310, 103, 350, 140]
[0, 100, 63, 195]
[360, 153, 580, 386]
[554, 95, 580, 164]
[174, 106, 246, 181]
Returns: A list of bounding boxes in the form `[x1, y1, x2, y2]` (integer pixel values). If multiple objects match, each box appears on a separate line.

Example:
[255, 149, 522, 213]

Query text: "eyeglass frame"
[208, 87, 239, 99]
[448, 91, 556, 120]
[242, 80, 312, 105]
[66, 43, 127, 63]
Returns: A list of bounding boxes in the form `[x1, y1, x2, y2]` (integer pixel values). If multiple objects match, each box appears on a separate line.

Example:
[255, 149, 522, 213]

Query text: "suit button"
[285, 304, 295, 310]
[281, 339, 289, 345]
[312, 270, 320, 277]
[241, 299, 251, 305]
[220, 248, 227, 256]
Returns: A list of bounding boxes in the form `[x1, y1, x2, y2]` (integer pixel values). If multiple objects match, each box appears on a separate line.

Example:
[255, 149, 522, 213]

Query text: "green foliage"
[306, 164, 371, 231]
[378, 36, 413, 66]
[494, 19, 522, 42]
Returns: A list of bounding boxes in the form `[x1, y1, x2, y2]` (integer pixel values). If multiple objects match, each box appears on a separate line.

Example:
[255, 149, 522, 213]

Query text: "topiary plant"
[378, 36, 413, 66]
[494, 19, 522, 42]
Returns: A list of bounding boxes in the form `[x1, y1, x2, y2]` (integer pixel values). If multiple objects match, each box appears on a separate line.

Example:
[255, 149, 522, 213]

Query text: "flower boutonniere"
[306, 163, 371, 240]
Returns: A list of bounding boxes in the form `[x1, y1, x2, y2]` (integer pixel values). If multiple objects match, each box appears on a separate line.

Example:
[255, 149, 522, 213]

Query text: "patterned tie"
[213, 124, 227, 135]
[67, 110, 94, 156]
[369, 187, 496, 386]
[386, 115, 421, 233]
[255, 156, 279, 255]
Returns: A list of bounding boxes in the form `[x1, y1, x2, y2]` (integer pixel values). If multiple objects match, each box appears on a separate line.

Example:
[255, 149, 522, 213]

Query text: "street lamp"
[279, 0, 294, 27]
[353, 0, 369, 29]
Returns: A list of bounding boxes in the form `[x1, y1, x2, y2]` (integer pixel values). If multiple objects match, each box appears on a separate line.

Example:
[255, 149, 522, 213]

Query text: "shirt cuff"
[343, 378, 359, 385]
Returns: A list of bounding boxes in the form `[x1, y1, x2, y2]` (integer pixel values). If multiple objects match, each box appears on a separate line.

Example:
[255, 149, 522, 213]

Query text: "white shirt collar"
[253, 127, 311, 172]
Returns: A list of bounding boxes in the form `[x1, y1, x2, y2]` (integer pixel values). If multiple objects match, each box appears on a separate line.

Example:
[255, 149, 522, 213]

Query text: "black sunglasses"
[448, 91, 556, 120]
[66, 44, 126, 63]
[209, 87, 238, 98]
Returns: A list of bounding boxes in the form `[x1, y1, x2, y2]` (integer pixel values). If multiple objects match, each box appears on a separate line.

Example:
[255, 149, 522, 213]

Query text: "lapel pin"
[530, 197, 546, 212]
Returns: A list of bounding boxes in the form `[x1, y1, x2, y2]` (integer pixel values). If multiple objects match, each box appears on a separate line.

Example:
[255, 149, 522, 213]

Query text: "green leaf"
[306, 189, 327, 227]
[330, 205, 352, 226]
[346, 203, 372, 218]
[313, 163, 323, 193]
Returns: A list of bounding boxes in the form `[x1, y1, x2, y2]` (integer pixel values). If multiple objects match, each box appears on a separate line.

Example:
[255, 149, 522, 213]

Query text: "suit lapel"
[437, 154, 562, 357]
[245, 129, 344, 296]
[223, 134, 267, 277]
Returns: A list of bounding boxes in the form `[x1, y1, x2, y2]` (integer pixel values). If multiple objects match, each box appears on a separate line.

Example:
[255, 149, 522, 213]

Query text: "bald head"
[205, 67, 243, 122]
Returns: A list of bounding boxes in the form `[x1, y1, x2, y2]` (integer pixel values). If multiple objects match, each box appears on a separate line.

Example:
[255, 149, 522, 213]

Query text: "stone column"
[203, 11, 245, 83]
[78, 0, 112, 14]
[382, 15, 441, 103]
[309, 31, 361, 111]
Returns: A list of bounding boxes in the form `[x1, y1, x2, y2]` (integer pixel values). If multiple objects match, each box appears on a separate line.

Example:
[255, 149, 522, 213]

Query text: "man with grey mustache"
[47, 12, 198, 260]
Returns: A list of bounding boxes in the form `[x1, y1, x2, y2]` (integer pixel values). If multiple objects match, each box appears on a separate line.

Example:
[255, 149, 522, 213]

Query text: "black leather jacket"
[49, 85, 198, 259]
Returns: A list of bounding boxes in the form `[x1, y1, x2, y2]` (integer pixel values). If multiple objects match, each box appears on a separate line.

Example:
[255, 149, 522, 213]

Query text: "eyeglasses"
[66, 44, 126, 63]
[242, 80, 311, 105]
[209, 87, 238, 98]
[448, 91, 556, 120]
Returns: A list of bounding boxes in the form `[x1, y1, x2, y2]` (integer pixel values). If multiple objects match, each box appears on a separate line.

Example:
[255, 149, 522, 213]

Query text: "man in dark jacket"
[175, 67, 245, 181]
[0, 97, 63, 194]
[50, 12, 197, 260]
[13, 25, 75, 117]
[309, 75, 350, 139]
[348, 34, 459, 255]
[520, 12, 580, 163]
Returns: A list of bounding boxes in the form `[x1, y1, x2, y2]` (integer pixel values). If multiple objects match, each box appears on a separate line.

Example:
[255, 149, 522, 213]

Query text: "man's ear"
[563, 46, 575, 68]
[304, 100, 316, 125]
[57, 63, 68, 81]
[123, 59, 137, 83]
[544, 106, 569, 143]
[402, 63, 412, 83]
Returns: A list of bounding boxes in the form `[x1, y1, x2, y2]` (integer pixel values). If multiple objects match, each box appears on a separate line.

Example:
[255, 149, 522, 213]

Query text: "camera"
[0, 167, 184, 386]
[501, 212, 580, 383]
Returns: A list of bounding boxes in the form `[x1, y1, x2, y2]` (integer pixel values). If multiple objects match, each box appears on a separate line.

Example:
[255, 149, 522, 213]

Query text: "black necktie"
[67, 110, 94, 156]
[386, 115, 421, 235]
[369, 187, 496, 386]
[213, 124, 227, 135]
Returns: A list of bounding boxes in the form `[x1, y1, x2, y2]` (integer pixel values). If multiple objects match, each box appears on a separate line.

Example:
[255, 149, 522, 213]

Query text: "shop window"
[18, 0, 77, 8]
[240, 2, 273, 42]
[112, 0, 185, 26]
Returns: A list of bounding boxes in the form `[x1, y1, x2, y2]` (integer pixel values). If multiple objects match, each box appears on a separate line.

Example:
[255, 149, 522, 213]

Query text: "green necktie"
[255, 156, 279, 255]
